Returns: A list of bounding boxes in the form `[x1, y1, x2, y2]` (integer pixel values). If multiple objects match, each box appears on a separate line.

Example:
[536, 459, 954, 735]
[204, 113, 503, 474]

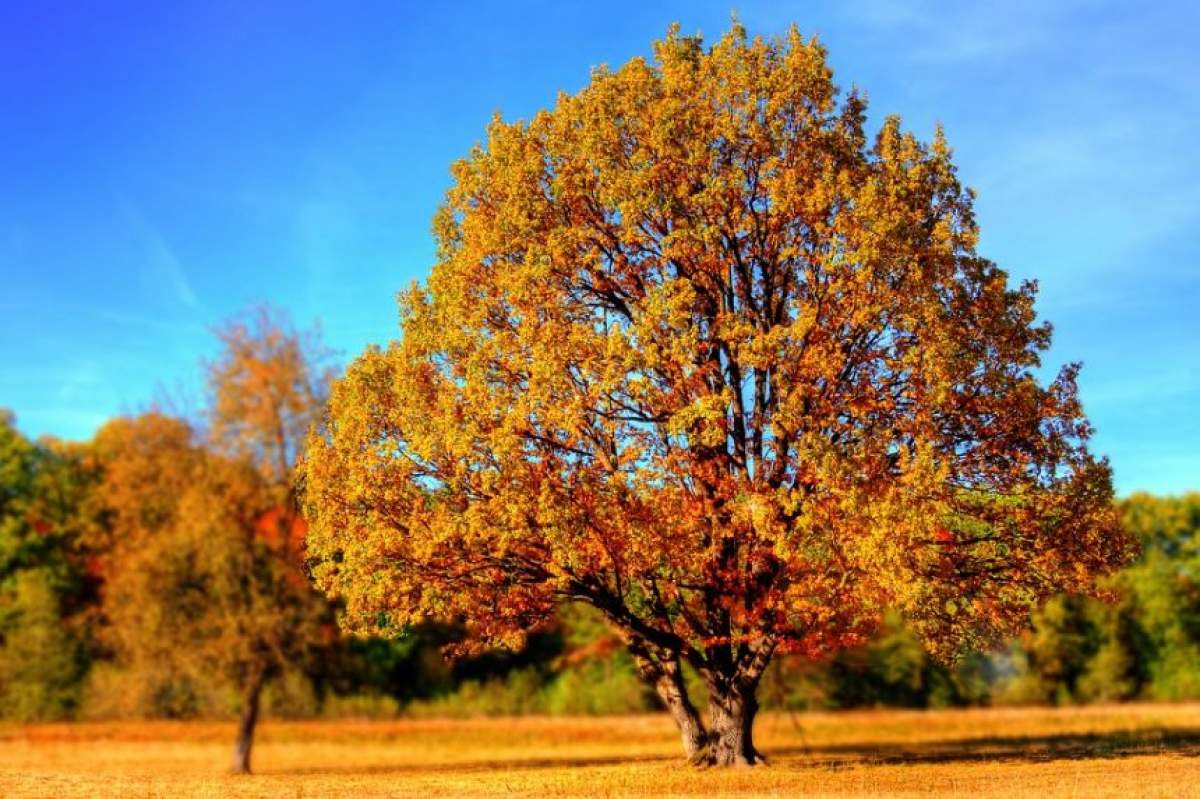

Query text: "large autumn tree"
[301, 25, 1131, 765]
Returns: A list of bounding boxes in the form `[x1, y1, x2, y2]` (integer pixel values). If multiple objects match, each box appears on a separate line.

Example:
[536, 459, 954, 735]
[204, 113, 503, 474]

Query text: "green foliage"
[310, 624, 457, 705]
[391, 606, 656, 717]
[541, 604, 655, 715]
[1074, 602, 1143, 703]
[759, 612, 995, 711]
[0, 411, 97, 720]
[540, 658, 653, 715]
[1116, 493, 1200, 698]
[1000, 595, 1099, 705]
[0, 569, 87, 720]
[996, 494, 1200, 705]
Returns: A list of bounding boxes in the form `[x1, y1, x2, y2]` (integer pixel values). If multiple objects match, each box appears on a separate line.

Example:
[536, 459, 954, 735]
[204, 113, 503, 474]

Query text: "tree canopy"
[301, 24, 1131, 765]
[96, 307, 333, 773]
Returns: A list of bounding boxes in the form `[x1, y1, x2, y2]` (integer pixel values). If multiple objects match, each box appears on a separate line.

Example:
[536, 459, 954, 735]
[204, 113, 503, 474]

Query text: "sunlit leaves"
[302, 24, 1130, 679]
[97, 309, 334, 709]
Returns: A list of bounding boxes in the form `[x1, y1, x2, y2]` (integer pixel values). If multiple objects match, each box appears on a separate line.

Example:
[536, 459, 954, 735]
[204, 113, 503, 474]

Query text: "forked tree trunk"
[698, 679, 762, 766]
[231, 671, 265, 775]
[627, 634, 771, 766]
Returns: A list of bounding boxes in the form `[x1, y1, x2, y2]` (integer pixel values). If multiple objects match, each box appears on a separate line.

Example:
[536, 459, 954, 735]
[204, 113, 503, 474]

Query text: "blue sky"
[1, 1, 1196, 494]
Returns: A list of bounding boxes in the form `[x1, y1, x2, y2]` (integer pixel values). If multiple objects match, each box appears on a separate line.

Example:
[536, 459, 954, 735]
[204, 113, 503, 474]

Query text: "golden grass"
[2, 703, 1199, 797]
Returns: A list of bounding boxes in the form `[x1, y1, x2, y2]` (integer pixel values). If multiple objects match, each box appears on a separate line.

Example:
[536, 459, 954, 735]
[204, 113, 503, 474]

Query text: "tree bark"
[628, 640, 707, 757]
[231, 671, 265, 775]
[653, 659, 708, 758]
[624, 629, 775, 766]
[699, 679, 762, 766]
[694, 636, 776, 766]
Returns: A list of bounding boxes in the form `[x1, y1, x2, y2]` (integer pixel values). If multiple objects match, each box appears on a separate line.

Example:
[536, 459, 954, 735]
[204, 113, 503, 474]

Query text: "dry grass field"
[1, 703, 1198, 798]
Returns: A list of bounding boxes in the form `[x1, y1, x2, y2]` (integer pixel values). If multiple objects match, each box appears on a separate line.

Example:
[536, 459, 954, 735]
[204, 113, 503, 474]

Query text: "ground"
[1, 703, 1198, 798]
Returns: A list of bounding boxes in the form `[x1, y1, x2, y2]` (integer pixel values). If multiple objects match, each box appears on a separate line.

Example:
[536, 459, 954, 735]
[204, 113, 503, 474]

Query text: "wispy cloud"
[0, 360, 114, 442]
[13, 408, 114, 442]
[1110, 452, 1200, 496]
[974, 119, 1200, 271]
[87, 304, 207, 335]
[118, 198, 203, 312]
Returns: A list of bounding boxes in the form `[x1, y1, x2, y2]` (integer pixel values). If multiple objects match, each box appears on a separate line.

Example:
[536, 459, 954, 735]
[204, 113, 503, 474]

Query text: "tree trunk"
[653, 660, 708, 757]
[621, 629, 774, 766]
[627, 640, 707, 757]
[231, 671, 265, 775]
[700, 680, 762, 766]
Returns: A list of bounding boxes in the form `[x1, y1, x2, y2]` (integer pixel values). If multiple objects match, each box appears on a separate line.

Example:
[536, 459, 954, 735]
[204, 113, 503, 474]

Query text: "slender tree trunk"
[231, 671, 265, 775]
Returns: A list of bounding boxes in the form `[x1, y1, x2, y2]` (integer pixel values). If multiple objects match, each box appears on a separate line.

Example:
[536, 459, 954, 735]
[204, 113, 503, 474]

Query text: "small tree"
[97, 307, 333, 774]
[301, 25, 1131, 765]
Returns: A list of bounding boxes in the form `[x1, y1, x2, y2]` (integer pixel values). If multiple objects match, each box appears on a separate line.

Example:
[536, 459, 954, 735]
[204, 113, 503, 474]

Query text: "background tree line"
[1, 308, 1196, 731]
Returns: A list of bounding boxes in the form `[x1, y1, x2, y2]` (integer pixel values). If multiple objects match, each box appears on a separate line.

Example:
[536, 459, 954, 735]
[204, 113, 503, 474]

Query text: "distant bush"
[80, 662, 229, 720]
[0, 570, 87, 721]
[406, 669, 547, 717]
[317, 692, 402, 719]
[541, 657, 654, 715]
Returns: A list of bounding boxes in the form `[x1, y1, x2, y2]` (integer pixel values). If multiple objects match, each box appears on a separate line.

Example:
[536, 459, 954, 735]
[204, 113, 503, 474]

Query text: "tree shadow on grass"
[274, 752, 677, 777]
[274, 727, 1200, 776]
[774, 727, 1200, 769]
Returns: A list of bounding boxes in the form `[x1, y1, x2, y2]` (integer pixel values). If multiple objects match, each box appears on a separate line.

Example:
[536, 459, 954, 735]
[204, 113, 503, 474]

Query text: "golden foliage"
[206, 305, 335, 492]
[301, 24, 1131, 760]
[94, 309, 333, 743]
